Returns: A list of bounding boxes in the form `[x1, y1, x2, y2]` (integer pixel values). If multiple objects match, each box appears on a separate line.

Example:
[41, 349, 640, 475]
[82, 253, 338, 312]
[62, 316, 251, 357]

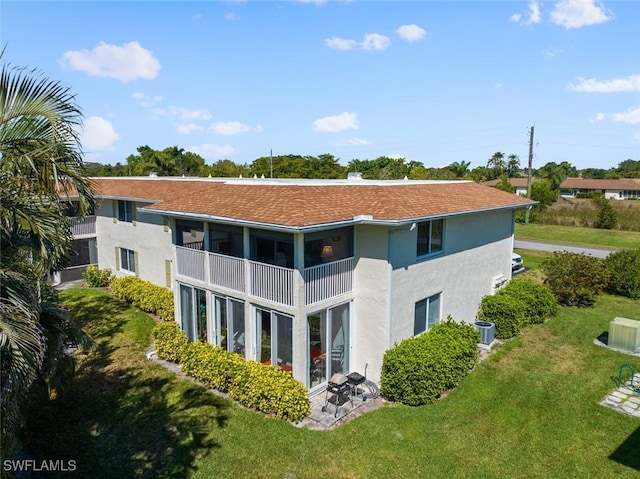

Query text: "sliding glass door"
[213, 295, 245, 355]
[179, 284, 208, 342]
[255, 308, 293, 372]
[307, 302, 350, 389]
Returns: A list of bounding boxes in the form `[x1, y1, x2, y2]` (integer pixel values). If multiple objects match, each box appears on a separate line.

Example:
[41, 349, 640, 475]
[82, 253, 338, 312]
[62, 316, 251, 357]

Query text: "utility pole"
[525, 125, 535, 224]
[270, 149, 273, 179]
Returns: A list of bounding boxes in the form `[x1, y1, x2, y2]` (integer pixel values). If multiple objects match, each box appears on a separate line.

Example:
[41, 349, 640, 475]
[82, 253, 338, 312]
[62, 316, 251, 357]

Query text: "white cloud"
[225, 12, 238, 21]
[132, 92, 163, 108]
[593, 106, 640, 124]
[325, 33, 390, 51]
[337, 137, 372, 147]
[297, 0, 326, 5]
[510, 1, 542, 25]
[325, 37, 360, 51]
[80, 116, 119, 150]
[494, 83, 504, 89]
[550, 0, 612, 29]
[361, 33, 391, 51]
[541, 47, 562, 57]
[313, 112, 359, 132]
[568, 74, 640, 93]
[177, 123, 204, 134]
[396, 24, 427, 43]
[173, 107, 212, 121]
[61, 42, 161, 82]
[187, 143, 237, 159]
[210, 121, 262, 135]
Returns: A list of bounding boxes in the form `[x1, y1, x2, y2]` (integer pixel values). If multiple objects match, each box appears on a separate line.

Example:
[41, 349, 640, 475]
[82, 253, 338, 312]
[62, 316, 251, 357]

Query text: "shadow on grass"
[610, 424, 640, 472]
[23, 288, 231, 478]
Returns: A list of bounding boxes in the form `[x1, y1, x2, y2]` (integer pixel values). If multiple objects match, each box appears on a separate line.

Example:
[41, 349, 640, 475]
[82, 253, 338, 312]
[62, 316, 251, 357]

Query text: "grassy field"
[515, 223, 640, 250]
[23, 286, 640, 478]
[535, 198, 640, 231]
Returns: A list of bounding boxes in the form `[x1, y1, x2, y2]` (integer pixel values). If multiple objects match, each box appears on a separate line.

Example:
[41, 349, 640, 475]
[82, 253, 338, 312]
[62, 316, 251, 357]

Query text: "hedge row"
[82, 265, 113, 287]
[152, 321, 310, 422]
[380, 320, 479, 406]
[110, 276, 174, 321]
[478, 278, 558, 339]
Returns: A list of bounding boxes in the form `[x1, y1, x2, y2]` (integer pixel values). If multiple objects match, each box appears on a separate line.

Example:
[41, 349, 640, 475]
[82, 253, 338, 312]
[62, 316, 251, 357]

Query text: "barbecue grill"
[321, 373, 353, 418]
[347, 371, 366, 401]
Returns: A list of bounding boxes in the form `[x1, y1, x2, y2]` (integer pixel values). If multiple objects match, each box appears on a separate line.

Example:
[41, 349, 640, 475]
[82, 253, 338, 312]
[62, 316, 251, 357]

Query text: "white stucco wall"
[388, 210, 514, 346]
[95, 200, 174, 287]
[351, 225, 392, 384]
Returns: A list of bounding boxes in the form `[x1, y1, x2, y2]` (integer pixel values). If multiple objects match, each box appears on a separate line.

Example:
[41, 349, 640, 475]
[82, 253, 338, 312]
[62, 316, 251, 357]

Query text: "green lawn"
[515, 223, 640, 250]
[24, 287, 640, 478]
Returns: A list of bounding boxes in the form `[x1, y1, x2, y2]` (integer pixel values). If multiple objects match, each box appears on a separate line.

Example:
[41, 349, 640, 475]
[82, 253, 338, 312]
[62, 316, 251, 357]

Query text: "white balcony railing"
[176, 246, 206, 282]
[304, 257, 354, 305]
[69, 215, 96, 236]
[175, 247, 354, 308]
[209, 252, 245, 292]
[249, 261, 294, 306]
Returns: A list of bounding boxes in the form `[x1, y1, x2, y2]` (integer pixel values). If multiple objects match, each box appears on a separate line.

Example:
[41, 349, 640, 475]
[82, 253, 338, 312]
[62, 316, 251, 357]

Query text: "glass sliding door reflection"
[180, 285, 194, 341]
[308, 313, 327, 388]
[307, 302, 350, 388]
[196, 288, 207, 342]
[214, 295, 245, 355]
[330, 303, 349, 377]
[256, 308, 293, 372]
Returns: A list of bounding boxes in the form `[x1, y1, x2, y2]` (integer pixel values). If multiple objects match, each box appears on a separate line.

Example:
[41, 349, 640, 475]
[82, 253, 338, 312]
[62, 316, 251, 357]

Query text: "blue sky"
[3, 0, 639, 171]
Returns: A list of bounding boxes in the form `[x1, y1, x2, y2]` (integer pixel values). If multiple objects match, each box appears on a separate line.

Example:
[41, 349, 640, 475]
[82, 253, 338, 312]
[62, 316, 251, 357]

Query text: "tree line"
[85, 146, 639, 183]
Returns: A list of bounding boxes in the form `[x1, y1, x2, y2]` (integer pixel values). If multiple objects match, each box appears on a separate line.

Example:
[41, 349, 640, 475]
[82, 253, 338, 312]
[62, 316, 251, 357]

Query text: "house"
[484, 177, 640, 200]
[82, 176, 534, 393]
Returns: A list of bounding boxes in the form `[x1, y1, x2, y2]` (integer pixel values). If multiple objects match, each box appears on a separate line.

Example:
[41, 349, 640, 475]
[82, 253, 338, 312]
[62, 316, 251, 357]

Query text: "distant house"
[72, 176, 533, 392]
[484, 177, 640, 200]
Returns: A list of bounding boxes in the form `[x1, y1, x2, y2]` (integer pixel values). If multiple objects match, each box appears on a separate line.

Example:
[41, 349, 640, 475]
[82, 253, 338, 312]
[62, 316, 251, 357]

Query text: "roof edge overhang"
[140, 200, 537, 233]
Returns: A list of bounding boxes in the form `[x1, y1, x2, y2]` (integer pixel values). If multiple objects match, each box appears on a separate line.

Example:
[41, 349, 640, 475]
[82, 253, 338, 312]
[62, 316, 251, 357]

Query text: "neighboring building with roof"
[484, 177, 640, 200]
[84, 176, 534, 392]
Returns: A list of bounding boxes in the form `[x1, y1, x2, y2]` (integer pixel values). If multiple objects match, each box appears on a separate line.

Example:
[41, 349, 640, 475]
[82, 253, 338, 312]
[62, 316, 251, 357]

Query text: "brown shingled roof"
[92, 177, 534, 228]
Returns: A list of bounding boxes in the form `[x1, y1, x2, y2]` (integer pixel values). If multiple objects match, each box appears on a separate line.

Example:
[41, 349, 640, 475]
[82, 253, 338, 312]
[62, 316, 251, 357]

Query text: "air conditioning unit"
[609, 317, 640, 353]
[474, 321, 495, 345]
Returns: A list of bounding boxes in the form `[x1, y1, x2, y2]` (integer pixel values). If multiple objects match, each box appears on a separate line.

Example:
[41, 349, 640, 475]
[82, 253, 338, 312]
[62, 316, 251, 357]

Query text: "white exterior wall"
[95, 200, 174, 287]
[351, 225, 392, 384]
[387, 210, 514, 347]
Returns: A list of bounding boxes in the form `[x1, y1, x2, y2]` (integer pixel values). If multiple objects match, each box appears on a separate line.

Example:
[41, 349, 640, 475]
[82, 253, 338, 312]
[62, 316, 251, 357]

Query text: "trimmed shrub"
[478, 294, 526, 339]
[380, 320, 479, 406]
[178, 340, 310, 422]
[499, 278, 558, 325]
[110, 276, 175, 321]
[82, 265, 112, 287]
[152, 321, 188, 363]
[605, 248, 640, 299]
[541, 252, 610, 307]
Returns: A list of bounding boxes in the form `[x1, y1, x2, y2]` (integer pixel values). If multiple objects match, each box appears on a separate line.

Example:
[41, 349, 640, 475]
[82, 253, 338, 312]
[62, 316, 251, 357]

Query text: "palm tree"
[1, 58, 94, 457]
[506, 154, 520, 178]
[448, 160, 471, 179]
[487, 152, 506, 179]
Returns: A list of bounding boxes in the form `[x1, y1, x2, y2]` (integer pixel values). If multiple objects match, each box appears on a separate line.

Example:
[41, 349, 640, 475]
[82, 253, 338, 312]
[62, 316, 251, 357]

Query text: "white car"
[512, 253, 524, 272]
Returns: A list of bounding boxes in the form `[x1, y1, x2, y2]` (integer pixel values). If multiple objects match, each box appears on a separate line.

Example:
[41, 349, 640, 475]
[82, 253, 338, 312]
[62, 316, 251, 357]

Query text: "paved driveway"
[514, 239, 615, 258]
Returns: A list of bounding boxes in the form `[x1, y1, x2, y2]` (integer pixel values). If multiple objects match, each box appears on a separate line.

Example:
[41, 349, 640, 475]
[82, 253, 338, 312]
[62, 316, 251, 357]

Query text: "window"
[117, 200, 134, 223]
[69, 238, 97, 267]
[416, 219, 443, 257]
[414, 293, 441, 335]
[176, 220, 204, 250]
[120, 248, 136, 273]
[180, 285, 209, 343]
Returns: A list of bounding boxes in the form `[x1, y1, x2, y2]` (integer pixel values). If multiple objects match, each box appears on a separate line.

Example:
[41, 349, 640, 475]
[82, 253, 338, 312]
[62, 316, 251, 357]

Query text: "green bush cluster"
[478, 279, 558, 339]
[380, 320, 479, 406]
[605, 248, 640, 299]
[593, 198, 619, 229]
[82, 265, 112, 287]
[151, 321, 188, 363]
[541, 252, 610, 307]
[110, 276, 174, 321]
[154, 326, 310, 422]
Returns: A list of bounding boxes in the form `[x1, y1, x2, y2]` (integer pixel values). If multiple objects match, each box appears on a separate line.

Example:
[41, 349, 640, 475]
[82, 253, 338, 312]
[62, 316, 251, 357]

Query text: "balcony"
[68, 215, 96, 237]
[175, 246, 354, 307]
